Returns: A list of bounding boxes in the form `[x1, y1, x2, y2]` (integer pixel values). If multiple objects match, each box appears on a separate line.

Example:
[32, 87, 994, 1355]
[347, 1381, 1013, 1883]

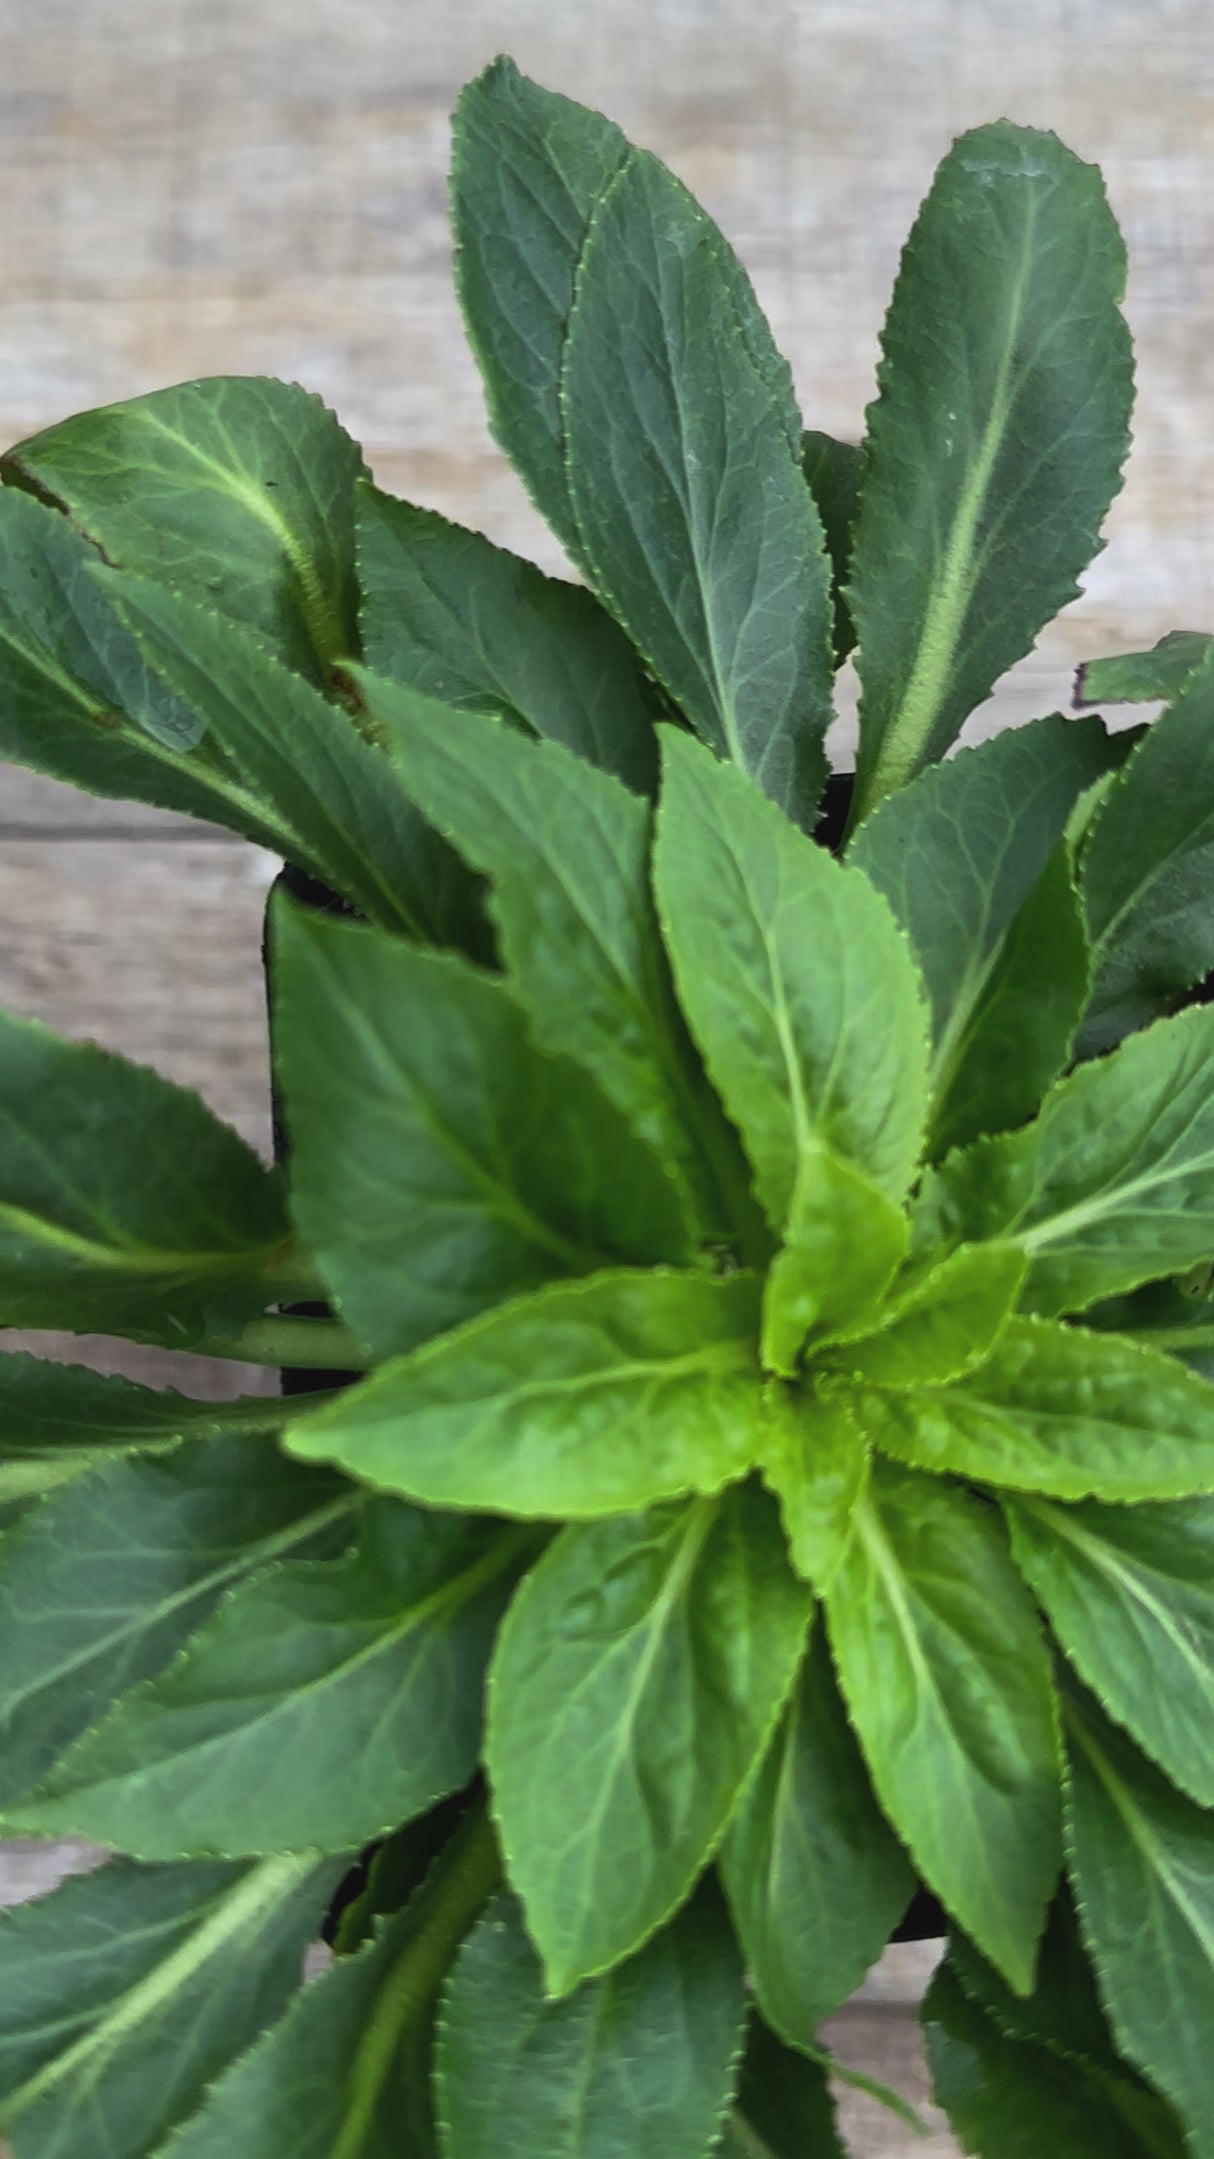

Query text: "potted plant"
[0, 50, 1211, 2158]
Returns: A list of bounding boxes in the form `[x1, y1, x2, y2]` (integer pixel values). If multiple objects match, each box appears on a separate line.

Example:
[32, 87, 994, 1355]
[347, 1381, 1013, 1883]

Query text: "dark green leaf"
[801, 432, 861, 666]
[563, 149, 834, 826]
[1064, 1687, 1214, 2158]
[486, 1483, 811, 1994]
[451, 60, 798, 569]
[826, 1461, 1060, 1991]
[924, 1957, 1185, 2159]
[760, 1146, 909, 1378]
[653, 731, 929, 1230]
[853, 1315, 1214, 1501]
[0, 1006, 290, 1346]
[950, 1890, 1149, 2085]
[0, 1851, 343, 2159]
[4, 375, 365, 681]
[1008, 1492, 1214, 1803]
[285, 1268, 765, 1519]
[917, 1004, 1214, 1316]
[271, 901, 691, 1361]
[12, 1502, 532, 1858]
[1079, 642, 1214, 1050]
[1075, 631, 1212, 709]
[850, 717, 1110, 1151]
[720, 1624, 915, 2037]
[848, 124, 1132, 818]
[0, 1354, 288, 1504]
[729, 2019, 845, 2159]
[760, 1382, 869, 1593]
[0, 1438, 350, 1811]
[355, 482, 658, 791]
[450, 58, 629, 557]
[362, 669, 746, 1241]
[436, 1884, 746, 2159]
[105, 570, 478, 944]
[829, 1241, 1026, 1388]
[1084, 1276, 1214, 1380]
[162, 1808, 502, 2159]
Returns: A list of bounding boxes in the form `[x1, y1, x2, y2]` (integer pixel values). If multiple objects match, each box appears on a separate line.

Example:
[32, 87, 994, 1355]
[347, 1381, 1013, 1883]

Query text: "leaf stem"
[333, 1800, 502, 2159]
[204, 1315, 371, 1370]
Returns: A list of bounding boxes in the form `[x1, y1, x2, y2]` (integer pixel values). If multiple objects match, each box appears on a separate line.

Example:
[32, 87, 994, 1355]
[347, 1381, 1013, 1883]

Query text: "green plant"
[1, 47, 1212, 2159]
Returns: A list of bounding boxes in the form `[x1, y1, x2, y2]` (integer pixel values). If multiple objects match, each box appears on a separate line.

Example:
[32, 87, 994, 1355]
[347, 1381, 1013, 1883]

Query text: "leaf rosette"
[0, 50, 1205, 2159]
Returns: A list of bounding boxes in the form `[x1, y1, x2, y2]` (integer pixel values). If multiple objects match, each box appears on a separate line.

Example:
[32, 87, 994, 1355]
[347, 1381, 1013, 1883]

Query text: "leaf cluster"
[0, 51, 1210, 2159]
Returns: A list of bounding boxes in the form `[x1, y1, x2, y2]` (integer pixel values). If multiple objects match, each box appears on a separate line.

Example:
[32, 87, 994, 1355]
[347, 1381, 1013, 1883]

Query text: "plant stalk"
[204, 1315, 371, 1369]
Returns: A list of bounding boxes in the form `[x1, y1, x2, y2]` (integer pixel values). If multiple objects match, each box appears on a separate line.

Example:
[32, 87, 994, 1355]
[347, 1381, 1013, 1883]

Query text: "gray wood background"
[4, 2, 1211, 2148]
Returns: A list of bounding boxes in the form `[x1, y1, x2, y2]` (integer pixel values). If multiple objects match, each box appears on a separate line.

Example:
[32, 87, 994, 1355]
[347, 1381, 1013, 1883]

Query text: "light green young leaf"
[1008, 1492, 1214, 1804]
[848, 122, 1132, 819]
[3, 375, 365, 681]
[0, 1006, 290, 1347]
[720, 1624, 915, 2039]
[1075, 631, 1212, 709]
[0, 1850, 343, 2159]
[285, 1269, 765, 1519]
[10, 1503, 531, 1859]
[1065, 1686, 1214, 2158]
[1079, 641, 1214, 1050]
[850, 716, 1110, 1150]
[827, 1241, 1026, 1388]
[355, 482, 658, 791]
[653, 732, 929, 1230]
[162, 1807, 502, 2159]
[486, 1483, 812, 1995]
[854, 1315, 1214, 1502]
[563, 149, 834, 826]
[0, 1354, 289, 1505]
[436, 1885, 746, 2159]
[728, 2020, 845, 2159]
[917, 1004, 1214, 1317]
[104, 570, 479, 945]
[801, 431, 861, 666]
[760, 1383, 869, 1593]
[760, 1145, 909, 1377]
[0, 1439, 350, 1812]
[923, 1958, 1186, 2159]
[826, 1461, 1061, 1992]
[362, 671, 750, 1242]
[271, 902, 691, 1361]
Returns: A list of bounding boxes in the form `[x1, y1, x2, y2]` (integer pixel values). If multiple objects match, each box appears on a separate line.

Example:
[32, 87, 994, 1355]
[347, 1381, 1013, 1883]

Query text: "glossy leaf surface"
[487, 1484, 811, 1994]
[285, 1269, 765, 1518]
[437, 1886, 746, 2159]
[0, 1852, 342, 2159]
[0, 1006, 289, 1346]
[918, 1005, 1214, 1316]
[272, 903, 690, 1360]
[826, 1462, 1060, 1991]
[10, 1503, 530, 1858]
[356, 482, 658, 790]
[4, 375, 365, 680]
[720, 1625, 915, 2037]
[654, 731, 928, 1228]
[563, 149, 834, 825]
[849, 122, 1132, 815]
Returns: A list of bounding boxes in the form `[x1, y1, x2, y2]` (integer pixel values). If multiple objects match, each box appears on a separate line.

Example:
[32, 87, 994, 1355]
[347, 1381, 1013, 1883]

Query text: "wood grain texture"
[3, 4, 1209, 2142]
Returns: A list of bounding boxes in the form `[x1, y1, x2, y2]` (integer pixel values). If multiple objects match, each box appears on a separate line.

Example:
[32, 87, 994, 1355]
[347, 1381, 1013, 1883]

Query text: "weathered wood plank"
[0, 834, 275, 1149]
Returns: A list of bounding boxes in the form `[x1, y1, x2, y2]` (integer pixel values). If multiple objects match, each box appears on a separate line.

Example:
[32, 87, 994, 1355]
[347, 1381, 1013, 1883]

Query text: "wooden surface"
[5, 2, 1212, 2146]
